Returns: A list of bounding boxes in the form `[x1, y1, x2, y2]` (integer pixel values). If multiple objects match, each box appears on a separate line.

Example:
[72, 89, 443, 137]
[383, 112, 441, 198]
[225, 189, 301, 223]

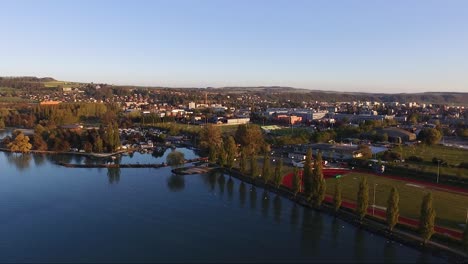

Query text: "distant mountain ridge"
[214, 86, 467, 105]
[1, 76, 466, 105]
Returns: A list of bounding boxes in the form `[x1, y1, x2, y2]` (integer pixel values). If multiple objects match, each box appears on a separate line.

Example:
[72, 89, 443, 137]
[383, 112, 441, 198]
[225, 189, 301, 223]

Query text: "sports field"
[325, 172, 468, 231]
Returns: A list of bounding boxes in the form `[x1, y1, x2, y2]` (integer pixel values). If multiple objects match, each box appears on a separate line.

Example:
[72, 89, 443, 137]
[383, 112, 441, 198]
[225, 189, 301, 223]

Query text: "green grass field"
[43, 80, 78, 88]
[326, 172, 468, 231]
[397, 144, 467, 166]
[383, 144, 468, 179]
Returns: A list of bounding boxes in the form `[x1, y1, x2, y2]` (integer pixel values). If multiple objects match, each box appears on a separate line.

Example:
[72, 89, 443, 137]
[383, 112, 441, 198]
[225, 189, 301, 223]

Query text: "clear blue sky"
[1, 0, 468, 93]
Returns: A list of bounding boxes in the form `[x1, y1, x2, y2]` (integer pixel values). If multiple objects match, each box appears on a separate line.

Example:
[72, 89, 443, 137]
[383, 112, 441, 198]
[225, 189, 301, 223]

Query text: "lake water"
[0, 149, 444, 263]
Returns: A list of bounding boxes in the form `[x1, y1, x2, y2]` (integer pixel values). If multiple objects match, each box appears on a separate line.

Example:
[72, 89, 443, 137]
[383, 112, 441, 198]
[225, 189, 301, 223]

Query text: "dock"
[56, 157, 208, 168]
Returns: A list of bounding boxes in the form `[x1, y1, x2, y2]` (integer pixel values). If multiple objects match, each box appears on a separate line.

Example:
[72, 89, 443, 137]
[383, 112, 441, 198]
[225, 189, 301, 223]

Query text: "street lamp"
[373, 183, 378, 216]
[437, 159, 440, 184]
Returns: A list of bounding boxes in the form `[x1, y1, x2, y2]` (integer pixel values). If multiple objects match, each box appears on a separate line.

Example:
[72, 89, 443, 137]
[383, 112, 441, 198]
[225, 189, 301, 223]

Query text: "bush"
[407, 156, 423, 162]
[382, 151, 402, 161]
[166, 151, 185, 166]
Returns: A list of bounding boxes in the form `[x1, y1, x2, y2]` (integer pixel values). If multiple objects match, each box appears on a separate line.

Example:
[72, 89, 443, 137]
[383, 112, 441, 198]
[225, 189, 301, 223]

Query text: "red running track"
[281, 168, 463, 240]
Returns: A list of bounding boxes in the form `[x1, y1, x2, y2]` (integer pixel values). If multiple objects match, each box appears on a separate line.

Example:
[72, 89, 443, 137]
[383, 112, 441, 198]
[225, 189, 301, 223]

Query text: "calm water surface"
[0, 149, 444, 263]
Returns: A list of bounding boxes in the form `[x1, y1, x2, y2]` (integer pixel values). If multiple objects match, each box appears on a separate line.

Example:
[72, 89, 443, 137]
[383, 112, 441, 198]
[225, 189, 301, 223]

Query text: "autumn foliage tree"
[8, 132, 32, 153]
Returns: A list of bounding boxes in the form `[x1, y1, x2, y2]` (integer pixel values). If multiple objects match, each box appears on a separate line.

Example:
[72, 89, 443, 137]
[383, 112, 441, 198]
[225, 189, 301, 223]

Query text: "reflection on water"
[217, 174, 225, 196]
[331, 217, 340, 248]
[354, 228, 366, 262]
[301, 207, 314, 253]
[384, 240, 397, 264]
[290, 204, 300, 231]
[206, 171, 217, 191]
[273, 195, 281, 224]
[107, 167, 120, 184]
[167, 174, 185, 192]
[239, 182, 246, 208]
[226, 177, 234, 201]
[250, 186, 257, 210]
[6, 153, 32, 171]
[261, 190, 269, 218]
[32, 154, 46, 167]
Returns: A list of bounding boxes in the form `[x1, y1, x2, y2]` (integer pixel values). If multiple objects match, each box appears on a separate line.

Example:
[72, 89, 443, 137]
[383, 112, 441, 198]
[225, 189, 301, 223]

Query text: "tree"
[208, 144, 217, 163]
[334, 179, 342, 213]
[250, 156, 259, 178]
[234, 124, 265, 155]
[262, 152, 272, 183]
[357, 144, 372, 159]
[292, 167, 301, 195]
[199, 124, 222, 153]
[386, 187, 399, 232]
[419, 193, 436, 244]
[273, 159, 283, 188]
[303, 147, 313, 196]
[225, 136, 237, 169]
[311, 152, 326, 207]
[356, 177, 369, 222]
[239, 148, 248, 175]
[167, 150, 185, 167]
[84, 142, 93, 153]
[32, 133, 48, 151]
[7, 132, 32, 153]
[94, 137, 104, 153]
[217, 144, 227, 167]
[417, 128, 442, 145]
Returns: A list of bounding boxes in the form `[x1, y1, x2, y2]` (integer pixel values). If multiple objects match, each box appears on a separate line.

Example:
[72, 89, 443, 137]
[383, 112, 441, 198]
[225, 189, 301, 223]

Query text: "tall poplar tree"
[303, 147, 313, 196]
[386, 187, 400, 232]
[239, 148, 248, 175]
[262, 152, 271, 183]
[356, 177, 369, 222]
[334, 179, 342, 213]
[292, 167, 301, 195]
[274, 159, 283, 188]
[312, 152, 326, 207]
[225, 136, 237, 170]
[250, 156, 259, 178]
[419, 192, 436, 244]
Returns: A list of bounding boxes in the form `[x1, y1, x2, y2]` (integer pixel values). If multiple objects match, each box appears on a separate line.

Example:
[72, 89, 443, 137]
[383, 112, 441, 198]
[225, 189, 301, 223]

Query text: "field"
[0, 96, 32, 103]
[398, 144, 467, 166]
[383, 144, 468, 179]
[43, 80, 78, 88]
[325, 172, 468, 231]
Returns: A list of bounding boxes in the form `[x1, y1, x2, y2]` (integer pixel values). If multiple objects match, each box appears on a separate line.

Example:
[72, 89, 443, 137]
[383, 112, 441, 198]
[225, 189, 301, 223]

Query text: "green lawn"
[43, 80, 73, 88]
[397, 144, 467, 166]
[326, 172, 468, 231]
[382, 144, 468, 179]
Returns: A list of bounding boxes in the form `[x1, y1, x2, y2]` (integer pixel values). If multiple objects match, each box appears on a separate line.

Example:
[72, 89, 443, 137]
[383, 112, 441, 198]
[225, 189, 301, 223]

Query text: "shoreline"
[218, 167, 467, 263]
[0, 148, 129, 158]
